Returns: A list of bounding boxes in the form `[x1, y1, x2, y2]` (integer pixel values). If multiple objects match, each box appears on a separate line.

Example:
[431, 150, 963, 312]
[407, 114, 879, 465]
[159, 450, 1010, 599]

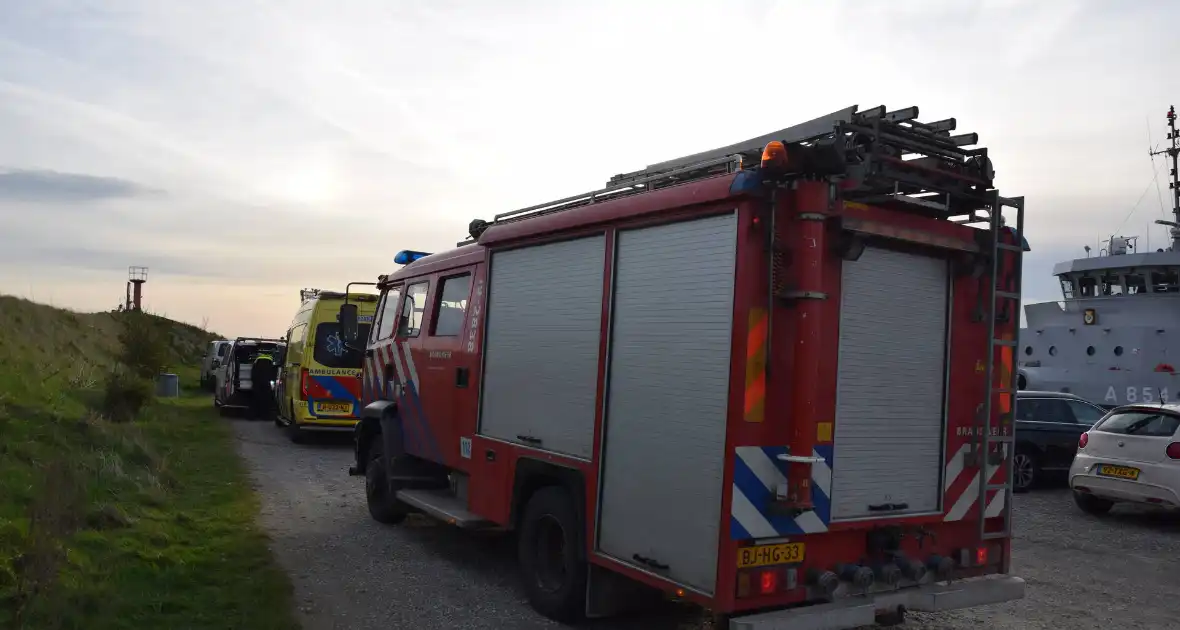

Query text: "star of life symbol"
[326, 332, 346, 357]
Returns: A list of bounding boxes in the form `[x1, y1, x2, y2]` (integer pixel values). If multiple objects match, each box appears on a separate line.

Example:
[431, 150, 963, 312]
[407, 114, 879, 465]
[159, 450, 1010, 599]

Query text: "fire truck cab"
[341, 104, 1027, 628]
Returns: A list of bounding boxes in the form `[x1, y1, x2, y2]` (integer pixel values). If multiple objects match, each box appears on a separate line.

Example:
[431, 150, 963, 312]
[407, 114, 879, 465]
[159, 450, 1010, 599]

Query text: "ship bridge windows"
[1151, 268, 1180, 293]
[1061, 269, 1172, 297]
[1101, 273, 1124, 296]
[1126, 272, 1147, 294]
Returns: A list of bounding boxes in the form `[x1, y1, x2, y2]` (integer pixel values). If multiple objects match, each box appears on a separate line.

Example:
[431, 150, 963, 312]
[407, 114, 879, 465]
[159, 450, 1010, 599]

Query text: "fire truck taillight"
[736, 567, 798, 598]
[958, 544, 1001, 568]
[759, 569, 777, 595]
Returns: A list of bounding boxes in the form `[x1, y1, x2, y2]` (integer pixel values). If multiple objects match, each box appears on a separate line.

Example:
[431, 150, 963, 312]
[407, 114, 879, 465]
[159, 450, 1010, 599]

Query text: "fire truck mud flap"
[728, 575, 1025, 630]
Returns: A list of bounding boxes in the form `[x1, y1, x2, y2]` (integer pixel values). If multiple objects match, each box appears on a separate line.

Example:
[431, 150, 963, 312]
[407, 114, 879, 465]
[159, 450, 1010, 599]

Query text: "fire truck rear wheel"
[518, 486, 586, 623]
[365, 440, 408, 525]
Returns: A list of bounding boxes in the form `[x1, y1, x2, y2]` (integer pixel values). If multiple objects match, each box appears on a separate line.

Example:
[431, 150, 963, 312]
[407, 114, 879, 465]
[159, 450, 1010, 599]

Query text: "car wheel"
[517, 486, 587, 623]
[1012, 448, 1039, 493]
[365, 440, 407, 524]
[1073, 491, 1114, 516]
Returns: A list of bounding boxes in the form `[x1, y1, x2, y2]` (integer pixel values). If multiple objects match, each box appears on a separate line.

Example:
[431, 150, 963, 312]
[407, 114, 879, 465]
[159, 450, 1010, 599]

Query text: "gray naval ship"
[1018, 105, 1180, 408]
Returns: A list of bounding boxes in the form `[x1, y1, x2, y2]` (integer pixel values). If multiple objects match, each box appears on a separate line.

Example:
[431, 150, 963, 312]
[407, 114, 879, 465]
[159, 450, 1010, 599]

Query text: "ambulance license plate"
[737, 543, 806, 569]
[315, 402, 353, 414]
[1097, 464, 1140, 480]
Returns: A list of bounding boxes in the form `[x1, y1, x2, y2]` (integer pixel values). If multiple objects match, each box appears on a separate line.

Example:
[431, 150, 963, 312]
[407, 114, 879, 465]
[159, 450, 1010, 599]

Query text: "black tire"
[517, 486, 587, 623]
[286, 419, 304, 443]
[365, 440, 407, 524]
[1012, 448, 1039, 493]
[283, 403, 304, 443]
[1073, 491, 1114, 515]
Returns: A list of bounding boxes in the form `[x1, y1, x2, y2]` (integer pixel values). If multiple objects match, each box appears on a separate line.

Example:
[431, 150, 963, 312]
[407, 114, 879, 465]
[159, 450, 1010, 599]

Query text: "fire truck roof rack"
[465, 104, 1001, 242]
[300, 288, 378, 303]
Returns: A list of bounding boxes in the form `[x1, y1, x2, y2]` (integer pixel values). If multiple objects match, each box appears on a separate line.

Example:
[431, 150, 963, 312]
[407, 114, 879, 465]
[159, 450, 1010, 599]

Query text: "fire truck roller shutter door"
[478, 235, 606, 459]
[597, 211, 737, 596]
[830, 245, 950, 520]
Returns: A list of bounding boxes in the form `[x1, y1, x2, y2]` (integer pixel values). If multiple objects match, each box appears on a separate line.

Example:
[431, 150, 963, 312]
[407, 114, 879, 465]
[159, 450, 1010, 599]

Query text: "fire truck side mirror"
[339, 303, 359, 342]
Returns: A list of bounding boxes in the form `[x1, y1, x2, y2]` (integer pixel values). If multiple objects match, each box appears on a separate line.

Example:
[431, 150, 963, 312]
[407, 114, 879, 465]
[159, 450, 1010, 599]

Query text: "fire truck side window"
[399, 282, 430, 337]
[433, 274, 471, 337]
[376, 286, 402, 341]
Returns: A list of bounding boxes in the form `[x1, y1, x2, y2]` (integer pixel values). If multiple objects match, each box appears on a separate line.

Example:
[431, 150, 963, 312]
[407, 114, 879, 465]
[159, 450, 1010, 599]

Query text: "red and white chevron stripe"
[943, 443, 1008, 522]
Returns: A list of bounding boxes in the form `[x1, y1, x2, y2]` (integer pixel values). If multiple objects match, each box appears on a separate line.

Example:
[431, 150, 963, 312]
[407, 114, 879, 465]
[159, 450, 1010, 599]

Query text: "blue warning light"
[394, 250, 433, 265]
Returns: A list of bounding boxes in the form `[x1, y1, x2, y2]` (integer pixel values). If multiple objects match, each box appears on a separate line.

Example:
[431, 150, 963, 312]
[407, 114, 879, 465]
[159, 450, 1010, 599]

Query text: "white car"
[1069, 404, 1180, 515]
[200, 340, 231, 390]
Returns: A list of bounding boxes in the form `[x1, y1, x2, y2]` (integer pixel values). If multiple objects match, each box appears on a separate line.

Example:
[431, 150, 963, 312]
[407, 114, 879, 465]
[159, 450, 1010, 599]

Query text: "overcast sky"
[1, 0, 1178, 337]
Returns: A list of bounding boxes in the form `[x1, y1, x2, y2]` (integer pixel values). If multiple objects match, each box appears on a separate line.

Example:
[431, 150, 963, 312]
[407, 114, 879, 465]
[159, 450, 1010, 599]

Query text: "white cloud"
[0, 0, 1178, 336]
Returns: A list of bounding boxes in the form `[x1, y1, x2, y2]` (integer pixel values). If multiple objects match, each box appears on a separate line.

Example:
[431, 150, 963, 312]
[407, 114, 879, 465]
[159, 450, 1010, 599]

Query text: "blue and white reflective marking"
[731, 445, 833, 539]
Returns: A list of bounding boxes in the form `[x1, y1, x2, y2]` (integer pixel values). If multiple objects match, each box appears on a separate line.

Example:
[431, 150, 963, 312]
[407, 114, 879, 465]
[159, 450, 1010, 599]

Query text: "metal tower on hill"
[126, 266, 148, 311]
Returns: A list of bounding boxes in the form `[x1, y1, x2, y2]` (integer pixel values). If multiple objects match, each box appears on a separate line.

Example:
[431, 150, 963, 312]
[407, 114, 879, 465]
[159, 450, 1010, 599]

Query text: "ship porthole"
[1086, 346, 1096, 356]
[1049, 346, 1058, 356]
[1114, 345, 1124, 356]
[1024, 346, 1033, 356]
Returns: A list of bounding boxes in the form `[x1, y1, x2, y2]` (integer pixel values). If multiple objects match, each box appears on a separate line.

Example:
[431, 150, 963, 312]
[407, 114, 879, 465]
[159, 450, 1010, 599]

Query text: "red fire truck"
[340, 104, 1027, 628]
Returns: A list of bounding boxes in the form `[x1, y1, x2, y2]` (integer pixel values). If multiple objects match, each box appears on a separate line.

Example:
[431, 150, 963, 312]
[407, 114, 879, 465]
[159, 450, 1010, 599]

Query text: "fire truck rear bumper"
[729, 575, 1025, 630]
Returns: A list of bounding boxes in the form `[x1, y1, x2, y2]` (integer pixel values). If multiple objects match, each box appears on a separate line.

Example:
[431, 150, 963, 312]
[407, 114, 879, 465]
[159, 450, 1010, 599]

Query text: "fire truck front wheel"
[518, 486, 587, 623]
[364, 440, 408, 525]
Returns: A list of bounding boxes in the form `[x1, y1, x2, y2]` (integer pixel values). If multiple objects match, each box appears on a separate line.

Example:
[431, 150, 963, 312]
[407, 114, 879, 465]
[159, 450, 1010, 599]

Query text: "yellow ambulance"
[274, 288, 378, 442]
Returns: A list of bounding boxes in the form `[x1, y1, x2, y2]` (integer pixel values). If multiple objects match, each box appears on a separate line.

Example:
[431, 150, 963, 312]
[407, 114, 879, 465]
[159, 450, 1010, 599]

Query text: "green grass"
[0, 296, 298, 630]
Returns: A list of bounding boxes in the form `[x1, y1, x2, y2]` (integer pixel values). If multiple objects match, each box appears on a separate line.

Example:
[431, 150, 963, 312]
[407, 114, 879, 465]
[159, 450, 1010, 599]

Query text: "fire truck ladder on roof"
[465, 104, 998, 242]
[970, 193, 1025, 542]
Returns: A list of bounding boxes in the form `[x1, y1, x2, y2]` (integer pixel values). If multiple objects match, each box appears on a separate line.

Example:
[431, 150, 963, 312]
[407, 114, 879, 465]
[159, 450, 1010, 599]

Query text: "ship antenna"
[1151, 106, 1180, 250]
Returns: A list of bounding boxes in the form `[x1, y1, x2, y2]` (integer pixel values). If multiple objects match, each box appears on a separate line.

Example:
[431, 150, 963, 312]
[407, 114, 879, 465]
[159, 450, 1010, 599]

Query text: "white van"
[213, 337, 285, 417]
[200, 340, 231, 390]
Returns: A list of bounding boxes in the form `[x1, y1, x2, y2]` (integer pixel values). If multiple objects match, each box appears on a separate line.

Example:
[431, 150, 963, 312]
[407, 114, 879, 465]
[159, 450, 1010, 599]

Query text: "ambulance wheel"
[365, 441, 407, 525]
[518, 486, 586, 623]
[286, 404, 305, 443]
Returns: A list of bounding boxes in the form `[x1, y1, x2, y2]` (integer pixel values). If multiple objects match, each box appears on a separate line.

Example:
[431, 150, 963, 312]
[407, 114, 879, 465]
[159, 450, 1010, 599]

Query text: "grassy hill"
[0, 296, 295, 629]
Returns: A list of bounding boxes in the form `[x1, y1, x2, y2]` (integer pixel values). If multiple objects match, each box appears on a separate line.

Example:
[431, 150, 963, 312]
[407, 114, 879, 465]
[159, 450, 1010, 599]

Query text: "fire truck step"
[981, 531, 1010, 540]
[395, 488, 490, 529]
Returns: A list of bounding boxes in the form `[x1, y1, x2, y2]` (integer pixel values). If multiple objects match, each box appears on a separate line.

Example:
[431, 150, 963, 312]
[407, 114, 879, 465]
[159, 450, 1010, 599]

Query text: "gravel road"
[229, 418, 1180, 630]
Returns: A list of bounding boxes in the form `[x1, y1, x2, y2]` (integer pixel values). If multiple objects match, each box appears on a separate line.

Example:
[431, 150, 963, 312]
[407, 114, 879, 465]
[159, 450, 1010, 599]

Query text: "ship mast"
[1151, 106, 1180, 250]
